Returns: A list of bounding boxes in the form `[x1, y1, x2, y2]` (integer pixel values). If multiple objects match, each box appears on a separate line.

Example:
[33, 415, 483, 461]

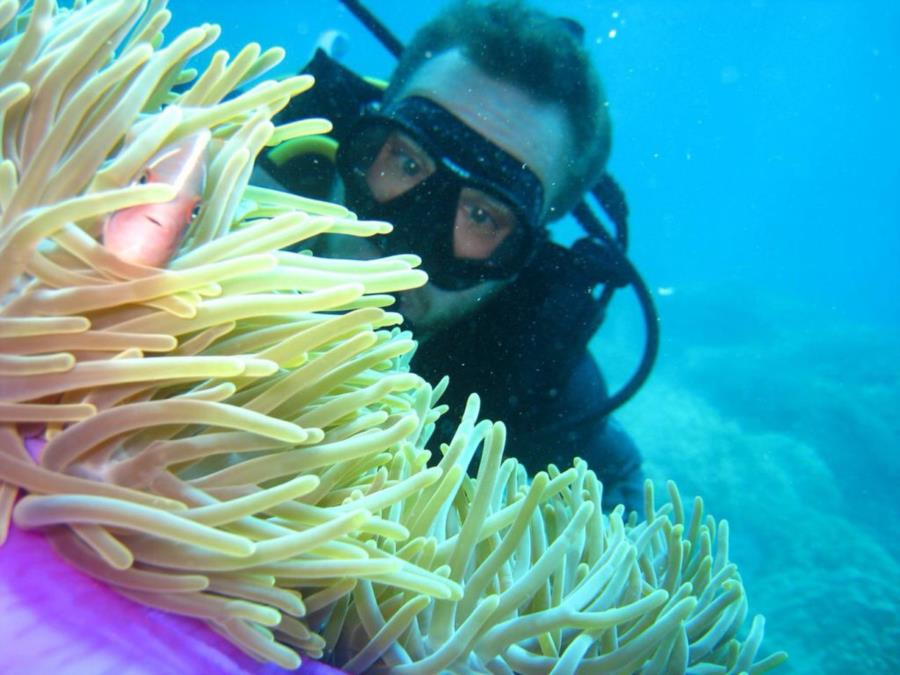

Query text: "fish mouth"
[145, 215, 163, 227]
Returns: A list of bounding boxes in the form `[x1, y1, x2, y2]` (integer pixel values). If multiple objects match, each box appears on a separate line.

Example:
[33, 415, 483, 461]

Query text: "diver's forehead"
[397, 48, 570, 196]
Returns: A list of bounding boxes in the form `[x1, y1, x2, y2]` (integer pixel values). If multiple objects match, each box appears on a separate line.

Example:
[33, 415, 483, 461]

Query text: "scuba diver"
[255, 0, 660, 514]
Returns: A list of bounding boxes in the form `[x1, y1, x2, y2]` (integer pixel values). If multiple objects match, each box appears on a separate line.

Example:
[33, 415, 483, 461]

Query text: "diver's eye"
[190, 203, 202, 222]
[399, 156, 420, 177]
[468, 206, 492, 226]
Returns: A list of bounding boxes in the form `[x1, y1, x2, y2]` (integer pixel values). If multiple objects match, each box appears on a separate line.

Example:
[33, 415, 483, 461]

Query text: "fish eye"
[190, 203, 202, 221]
[137, 172, 149, 185]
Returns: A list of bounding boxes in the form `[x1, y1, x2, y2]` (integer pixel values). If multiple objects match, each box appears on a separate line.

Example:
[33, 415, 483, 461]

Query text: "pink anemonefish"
[102, 130, 210, 267]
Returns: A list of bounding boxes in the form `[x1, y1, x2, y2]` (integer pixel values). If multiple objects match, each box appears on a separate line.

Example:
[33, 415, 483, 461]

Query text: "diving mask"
[336, 96, 546, 290]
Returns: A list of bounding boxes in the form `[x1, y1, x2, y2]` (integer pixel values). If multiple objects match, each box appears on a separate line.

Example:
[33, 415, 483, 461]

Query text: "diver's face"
[400, 49, 571, 213]
[329, 49, 572, 339]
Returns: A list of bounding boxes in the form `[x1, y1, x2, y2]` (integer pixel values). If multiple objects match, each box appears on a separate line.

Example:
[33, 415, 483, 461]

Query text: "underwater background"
[169, 2, 900, 673]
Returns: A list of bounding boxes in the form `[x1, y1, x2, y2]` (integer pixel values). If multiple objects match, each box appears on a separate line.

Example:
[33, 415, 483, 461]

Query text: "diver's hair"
[385, 0, 612, 222]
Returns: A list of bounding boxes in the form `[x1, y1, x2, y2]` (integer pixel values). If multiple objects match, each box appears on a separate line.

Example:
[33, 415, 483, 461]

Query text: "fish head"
[102, 130, 210, 267]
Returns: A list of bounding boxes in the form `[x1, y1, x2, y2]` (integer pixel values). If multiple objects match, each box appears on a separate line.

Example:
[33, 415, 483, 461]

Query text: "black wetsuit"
[256, 51, 644, 512]
[407, 241, 644, 514]
[258, 168, 645, 512]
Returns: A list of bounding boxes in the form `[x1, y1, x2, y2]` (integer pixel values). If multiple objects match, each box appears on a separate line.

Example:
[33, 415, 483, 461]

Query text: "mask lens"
[338, 109, 539, 288]
[348, 128, 524, 261]
[366, 131, 436, 202]
[454, 187, 521, 260]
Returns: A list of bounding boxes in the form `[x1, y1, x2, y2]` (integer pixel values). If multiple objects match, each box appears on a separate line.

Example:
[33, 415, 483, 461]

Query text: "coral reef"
[0, 1, 785, 672]
[620, 289, 900, 674]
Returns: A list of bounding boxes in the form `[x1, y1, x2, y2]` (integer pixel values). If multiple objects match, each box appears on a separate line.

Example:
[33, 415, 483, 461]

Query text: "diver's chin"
[396, 287, 433, 339]
[396, 274, 509, 344]
[395, 281, 476, 343]
[321, 233, 382, 261]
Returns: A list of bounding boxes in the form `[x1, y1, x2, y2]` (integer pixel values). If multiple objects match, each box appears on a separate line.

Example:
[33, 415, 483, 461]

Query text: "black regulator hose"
[337, 0, 405, 58]
[598, 250, 659, 416]
[572, 193, 660, 420]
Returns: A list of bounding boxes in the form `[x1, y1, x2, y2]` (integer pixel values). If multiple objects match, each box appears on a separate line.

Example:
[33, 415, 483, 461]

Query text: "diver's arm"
[517, 353, 645, 515]
[580, 415, 644, 515]
[564, 356, 644, 515]
[539, 411, 644, 515]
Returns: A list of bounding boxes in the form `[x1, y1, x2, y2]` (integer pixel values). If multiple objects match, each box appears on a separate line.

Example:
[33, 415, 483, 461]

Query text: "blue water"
[170, 2, 900, 672]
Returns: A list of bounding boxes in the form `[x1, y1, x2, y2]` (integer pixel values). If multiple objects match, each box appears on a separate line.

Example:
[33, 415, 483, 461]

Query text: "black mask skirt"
[336, 96, 546, 290]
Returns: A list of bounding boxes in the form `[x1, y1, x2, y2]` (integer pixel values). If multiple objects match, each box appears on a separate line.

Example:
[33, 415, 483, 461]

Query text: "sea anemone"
[0, 1, 786, 672]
